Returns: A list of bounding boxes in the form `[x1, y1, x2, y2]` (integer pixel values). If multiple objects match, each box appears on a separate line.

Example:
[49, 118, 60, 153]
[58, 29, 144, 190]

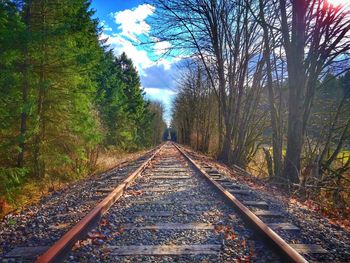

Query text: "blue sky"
[91, 0, 179, 125]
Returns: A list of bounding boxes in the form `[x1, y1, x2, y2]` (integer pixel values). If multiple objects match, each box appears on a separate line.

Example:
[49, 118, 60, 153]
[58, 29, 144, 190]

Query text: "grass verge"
[0, 148, 149, 219]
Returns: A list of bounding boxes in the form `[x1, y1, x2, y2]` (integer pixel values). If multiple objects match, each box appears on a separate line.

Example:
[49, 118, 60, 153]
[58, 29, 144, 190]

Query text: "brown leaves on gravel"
[99, 218, 109, 227]
[26, 211, 35, 217]
[290, 197, 350, 232]
[236, 254, 252, 262]
[99, 218, 125, 238]
[214, 225, 254, 261]
[110, 226, 125, 238]
[87, 231, 107, 240]
[72, 230, 108, 250]
[125, 190, 143, 197]
[214, 225, 237, 240]
[72, 238, 92, 250]
[186, 147, 350, 232]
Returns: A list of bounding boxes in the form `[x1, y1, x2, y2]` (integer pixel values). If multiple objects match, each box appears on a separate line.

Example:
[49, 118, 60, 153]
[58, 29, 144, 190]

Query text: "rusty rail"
[173, 143, 308, 263]
[37, 144, 164, 263]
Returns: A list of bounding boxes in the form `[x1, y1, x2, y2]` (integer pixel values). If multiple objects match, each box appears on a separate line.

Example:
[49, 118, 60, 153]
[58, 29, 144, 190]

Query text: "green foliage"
[0, 167, 28, 202]
[96, 52, 156, 151]
[23, 0, 104, 178]
[0, 0, 165, 207]
[0, 1, 24, 166]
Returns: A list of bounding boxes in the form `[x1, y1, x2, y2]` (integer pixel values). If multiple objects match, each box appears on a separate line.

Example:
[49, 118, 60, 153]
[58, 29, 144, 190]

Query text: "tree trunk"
[17, 76, 28, 168]
[259, 0, 283, 178]
[284, 74, 305, 183]
[218, 102, 223, 154]
[33, 2, 47, 178]
[281, 0, 307, 184]
[34, 69, 45, 178]
[263, 148, 274, 177]
[17, 3, 31, 168]
[219, 113, 232, 163]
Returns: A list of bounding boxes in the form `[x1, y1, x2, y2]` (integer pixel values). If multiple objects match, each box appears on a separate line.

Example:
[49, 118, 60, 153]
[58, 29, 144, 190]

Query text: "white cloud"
[154, 41, 173, 70]
[100, 33, 175, 73]
[144, 87, 176, 96]
[144, 88, 176, 108]
[144, 88, 177, 125]
[157, 58, 172, 70]
[154, 41, 172, 56]
[104, 5, 181, 75]
[100, 33, 154, 75]
[100, 20, 113, 32]
[114, 4, 155, 42]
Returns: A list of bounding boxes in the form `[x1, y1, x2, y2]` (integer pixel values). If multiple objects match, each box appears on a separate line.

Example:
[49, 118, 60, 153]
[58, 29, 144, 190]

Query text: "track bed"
[66, 144, 280, 262]
[2, 143, 349, 262]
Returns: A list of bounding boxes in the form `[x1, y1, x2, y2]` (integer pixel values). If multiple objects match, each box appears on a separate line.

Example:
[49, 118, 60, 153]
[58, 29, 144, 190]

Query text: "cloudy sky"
[91, 0, 179, 125]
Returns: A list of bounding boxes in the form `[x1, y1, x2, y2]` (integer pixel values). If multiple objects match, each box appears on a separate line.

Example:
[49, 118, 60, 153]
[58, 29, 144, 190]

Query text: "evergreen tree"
[0, 0, 165, 206]
[95, 50, 127, 146]
[96, 52, 154, 151]
[0, 1, 25, 166]
[0, 1, 28, 200]
[115, 52, 148, 150]
[26, 0, 103, 177]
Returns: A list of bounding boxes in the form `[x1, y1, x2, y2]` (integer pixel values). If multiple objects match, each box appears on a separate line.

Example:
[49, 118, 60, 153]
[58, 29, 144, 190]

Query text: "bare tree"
[279, 0, 350, 183]
[172, 63, 217, 152]
[150, 0, 268, 167]
[150, 0, 350, 190]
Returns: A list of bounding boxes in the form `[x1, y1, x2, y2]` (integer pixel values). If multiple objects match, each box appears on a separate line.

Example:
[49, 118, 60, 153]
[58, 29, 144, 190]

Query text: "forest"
[148, 0, 350, 216]
[0, 0, 166, 213]
[1, 0, 350, 223]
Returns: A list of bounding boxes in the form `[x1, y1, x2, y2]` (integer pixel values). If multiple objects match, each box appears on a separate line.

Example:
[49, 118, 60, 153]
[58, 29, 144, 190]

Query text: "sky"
[91, 0, 180, 125]
[89, 0, 350, 126]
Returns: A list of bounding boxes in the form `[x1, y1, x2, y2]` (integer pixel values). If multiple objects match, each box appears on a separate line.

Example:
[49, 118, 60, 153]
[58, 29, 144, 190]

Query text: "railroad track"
[1, 143, 340, 262]
[0, 148, 160, 262]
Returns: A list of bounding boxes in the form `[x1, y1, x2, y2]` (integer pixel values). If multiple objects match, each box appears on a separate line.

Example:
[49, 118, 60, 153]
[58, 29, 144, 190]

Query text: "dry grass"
[247, 149, 269, 179]
[0, 148, 150, 219]
[0, 180, 62, 218]
[94, 148, 147, 174]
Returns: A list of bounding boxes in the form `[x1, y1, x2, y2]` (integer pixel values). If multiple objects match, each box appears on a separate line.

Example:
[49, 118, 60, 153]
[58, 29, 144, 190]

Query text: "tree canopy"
[0, 0, 166, 205]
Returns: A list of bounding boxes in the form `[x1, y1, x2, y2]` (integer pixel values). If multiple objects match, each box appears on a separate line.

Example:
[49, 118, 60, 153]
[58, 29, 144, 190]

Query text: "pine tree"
[96, 52, 153, 151]
[25, 0, 102, 177]
[0, 1, 28, 201]
[95, 50, 127, 146]
[115, 52, 150, 150]
[0, 0, 165, 206]
[0, 1, 25, 166]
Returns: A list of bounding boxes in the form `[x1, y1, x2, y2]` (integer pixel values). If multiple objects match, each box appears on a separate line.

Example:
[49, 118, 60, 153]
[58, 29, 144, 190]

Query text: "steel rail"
[173, 143, 308, 263]
[37, 144, 165, 263]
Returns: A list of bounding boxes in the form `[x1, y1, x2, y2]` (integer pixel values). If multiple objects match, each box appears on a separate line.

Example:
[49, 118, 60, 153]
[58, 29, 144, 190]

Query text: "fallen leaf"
[99, 219, 109, 227]
[72, 238, 92, 250]
[241, 239, 247, 249]
[87, 231, 107, 240]
[237, 254, 251, 262]
[125, 190, 143, 197]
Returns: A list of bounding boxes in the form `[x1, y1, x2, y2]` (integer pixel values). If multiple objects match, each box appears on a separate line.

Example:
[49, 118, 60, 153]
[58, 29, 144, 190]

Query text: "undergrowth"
[0, 148, 147, 219]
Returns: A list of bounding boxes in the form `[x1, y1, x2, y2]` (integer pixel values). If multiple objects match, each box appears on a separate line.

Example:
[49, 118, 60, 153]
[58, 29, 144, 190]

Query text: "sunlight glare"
[326, 0, 349, 7]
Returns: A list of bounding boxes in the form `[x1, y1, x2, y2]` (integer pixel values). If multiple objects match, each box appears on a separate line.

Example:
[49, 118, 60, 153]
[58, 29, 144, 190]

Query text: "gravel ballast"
[0, 149, 157, 262]
[183, 146, 350, 262]
[67, 144, 281, 262]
